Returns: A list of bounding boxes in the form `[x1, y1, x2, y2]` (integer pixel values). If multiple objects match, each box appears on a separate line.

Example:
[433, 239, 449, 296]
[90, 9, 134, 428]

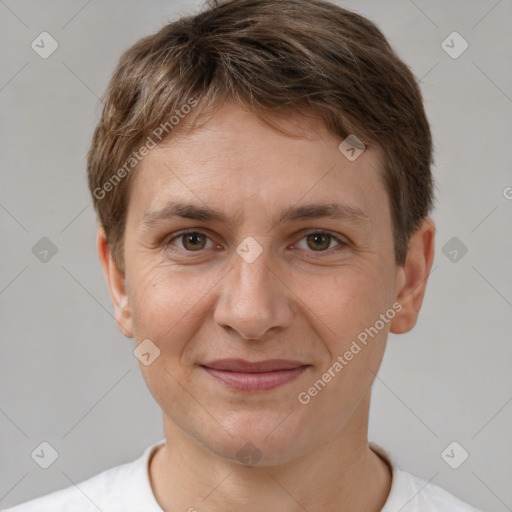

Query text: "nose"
[213, 246, 294, 341]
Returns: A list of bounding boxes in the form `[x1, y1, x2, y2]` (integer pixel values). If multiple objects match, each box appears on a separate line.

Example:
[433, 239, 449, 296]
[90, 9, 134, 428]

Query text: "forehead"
[126, 101, 388, 228]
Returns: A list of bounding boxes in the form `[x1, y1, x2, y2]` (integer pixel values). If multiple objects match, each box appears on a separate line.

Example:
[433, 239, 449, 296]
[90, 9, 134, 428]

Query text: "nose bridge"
[233, 247, 272, 297]
[213, 241, 292, 340]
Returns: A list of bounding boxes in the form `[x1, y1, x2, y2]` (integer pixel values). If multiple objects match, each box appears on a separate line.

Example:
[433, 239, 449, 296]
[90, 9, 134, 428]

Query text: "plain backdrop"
[1, 0, 511, 510]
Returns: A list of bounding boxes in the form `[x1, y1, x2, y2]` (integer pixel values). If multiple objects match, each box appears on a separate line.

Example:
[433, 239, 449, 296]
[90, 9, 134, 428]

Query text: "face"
[98, 101, 434, 466]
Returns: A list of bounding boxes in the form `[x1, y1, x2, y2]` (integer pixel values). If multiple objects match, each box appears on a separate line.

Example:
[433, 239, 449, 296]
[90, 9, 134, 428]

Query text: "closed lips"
[201, 359, 309, 372]
[200, 359, 311, 392]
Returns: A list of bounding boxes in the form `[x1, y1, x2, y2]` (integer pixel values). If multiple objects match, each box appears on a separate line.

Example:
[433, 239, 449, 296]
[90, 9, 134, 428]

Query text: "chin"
[204, 414, 311, 467]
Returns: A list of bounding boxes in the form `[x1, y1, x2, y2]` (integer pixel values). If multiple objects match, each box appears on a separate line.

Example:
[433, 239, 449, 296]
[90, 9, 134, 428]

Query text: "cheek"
[296, 262, 392, 342]
[128, 267, 209, 418]
[128, 263, 216, 342]
[292, 263, 392, 398]
[296, 272, 390, 421]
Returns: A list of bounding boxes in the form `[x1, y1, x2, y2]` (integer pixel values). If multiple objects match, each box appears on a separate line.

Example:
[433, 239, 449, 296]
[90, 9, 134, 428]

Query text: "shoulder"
[1, 441, 165, 512]
[2, 464, 129, 512]
[387, 468, 482, 512]
[371, 443, 482, 512]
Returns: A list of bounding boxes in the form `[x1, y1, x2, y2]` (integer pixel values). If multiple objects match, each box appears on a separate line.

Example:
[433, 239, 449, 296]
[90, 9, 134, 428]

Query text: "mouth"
[200, 359, 311, 391]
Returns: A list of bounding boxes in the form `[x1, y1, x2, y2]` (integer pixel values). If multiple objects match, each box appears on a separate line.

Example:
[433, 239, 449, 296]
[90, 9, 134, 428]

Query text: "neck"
[149, 394, 392, 512]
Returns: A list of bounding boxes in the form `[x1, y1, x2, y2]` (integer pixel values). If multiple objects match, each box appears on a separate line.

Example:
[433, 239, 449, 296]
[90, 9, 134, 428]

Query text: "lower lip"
[201, 365, 309, 391]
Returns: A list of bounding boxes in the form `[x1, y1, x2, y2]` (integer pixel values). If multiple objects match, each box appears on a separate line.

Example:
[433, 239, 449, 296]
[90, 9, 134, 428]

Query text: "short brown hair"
[87, 0, 434, 270]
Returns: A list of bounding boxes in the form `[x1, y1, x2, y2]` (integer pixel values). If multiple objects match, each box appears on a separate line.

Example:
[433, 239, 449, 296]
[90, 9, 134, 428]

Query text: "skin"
[97, 101, 435, 511]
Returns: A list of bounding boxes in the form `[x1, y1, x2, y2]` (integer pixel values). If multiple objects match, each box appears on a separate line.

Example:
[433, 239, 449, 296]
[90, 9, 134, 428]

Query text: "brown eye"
[306, 233, 333, 251]
[181, 232, 207, 251]
[294, 231, 344, 253]
[167, 231, 213, 251]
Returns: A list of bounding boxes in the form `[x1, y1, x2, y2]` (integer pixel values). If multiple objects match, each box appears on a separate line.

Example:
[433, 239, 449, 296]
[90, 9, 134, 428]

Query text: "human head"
[92, 0, 436, 468]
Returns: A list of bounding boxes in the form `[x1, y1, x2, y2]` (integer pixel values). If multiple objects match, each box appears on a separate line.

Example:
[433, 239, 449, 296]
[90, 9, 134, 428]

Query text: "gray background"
[1, 0, 511, 510]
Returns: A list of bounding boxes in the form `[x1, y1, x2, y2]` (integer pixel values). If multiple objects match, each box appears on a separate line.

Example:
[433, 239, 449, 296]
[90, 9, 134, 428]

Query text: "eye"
[294, 231, 345, 252]
[167, 231, 214, 251]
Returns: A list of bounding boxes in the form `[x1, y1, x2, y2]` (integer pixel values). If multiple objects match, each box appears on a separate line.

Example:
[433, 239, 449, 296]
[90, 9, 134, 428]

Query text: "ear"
[96, 226, 134, 338]
[389, 218, 436, 334]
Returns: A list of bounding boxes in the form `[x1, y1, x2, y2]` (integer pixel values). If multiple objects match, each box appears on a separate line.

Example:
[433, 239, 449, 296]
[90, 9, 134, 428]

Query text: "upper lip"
[201, 359, 309, 373]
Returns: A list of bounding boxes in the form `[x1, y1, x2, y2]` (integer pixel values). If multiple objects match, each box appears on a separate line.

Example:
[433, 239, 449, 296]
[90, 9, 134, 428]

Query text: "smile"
[200, 359, 311, 391]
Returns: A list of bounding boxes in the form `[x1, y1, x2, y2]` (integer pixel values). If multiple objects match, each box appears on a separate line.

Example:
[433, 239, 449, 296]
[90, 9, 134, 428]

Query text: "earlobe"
[389, 218, 436, 335]
[96, 227, 134, 338]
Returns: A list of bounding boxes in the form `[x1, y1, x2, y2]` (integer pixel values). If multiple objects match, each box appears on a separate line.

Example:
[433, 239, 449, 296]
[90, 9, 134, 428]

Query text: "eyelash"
[165, 229, 348, 255]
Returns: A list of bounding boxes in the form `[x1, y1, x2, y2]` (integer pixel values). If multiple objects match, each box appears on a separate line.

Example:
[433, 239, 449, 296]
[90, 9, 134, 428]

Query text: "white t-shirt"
[1, 440, 481, 511]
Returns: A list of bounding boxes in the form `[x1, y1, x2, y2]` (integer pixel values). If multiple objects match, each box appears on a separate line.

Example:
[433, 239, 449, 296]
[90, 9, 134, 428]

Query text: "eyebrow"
[141, 200, 370, 229]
